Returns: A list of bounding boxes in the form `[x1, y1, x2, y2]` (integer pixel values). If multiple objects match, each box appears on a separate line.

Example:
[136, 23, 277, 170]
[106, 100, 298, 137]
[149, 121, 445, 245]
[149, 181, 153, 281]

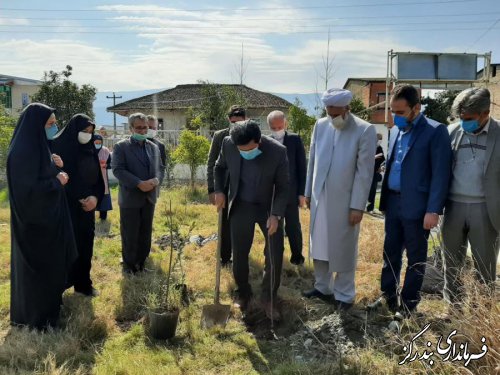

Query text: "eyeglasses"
[133, 126, 148, 131]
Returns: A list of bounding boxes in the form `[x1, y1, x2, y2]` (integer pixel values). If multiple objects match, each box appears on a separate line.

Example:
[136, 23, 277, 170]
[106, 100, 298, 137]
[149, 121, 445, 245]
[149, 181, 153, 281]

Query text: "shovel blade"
[201, 303, 231, 328]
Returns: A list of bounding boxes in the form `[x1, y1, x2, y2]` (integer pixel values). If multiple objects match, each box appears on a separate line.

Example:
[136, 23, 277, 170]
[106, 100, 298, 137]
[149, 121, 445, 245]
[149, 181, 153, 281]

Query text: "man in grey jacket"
[443, 88, 500, 304]
[214, 120, 289, 320]
[112, 113, 164, 274]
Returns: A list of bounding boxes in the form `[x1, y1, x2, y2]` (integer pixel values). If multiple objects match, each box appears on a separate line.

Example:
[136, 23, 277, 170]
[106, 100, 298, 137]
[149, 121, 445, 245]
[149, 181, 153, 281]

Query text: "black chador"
[7, 103, 77, 329]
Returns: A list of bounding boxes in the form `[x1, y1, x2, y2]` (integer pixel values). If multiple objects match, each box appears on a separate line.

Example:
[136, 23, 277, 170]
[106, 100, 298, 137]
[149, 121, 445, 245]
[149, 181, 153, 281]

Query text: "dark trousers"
[69, 205, 96, 293]
[284, 201, 303, 257]
[230, 200, 284, 301]
[381, 192, 429, 310]
[367, 172, 381, 212]
[120, 202, 155, 272]
[220, 201, 232, 263]
[99, 211, 108, 220]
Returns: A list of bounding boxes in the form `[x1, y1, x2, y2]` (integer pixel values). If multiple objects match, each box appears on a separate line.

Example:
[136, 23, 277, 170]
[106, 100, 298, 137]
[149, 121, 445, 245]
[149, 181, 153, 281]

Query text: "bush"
[172, 130, 210, 189]
[0, 104, 16, 182]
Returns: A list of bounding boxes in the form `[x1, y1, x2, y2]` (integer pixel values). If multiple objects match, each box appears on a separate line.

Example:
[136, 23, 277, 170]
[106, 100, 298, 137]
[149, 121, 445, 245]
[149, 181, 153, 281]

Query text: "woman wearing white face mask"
[52, 114, 105, 297]
[93, 134, 113, 222]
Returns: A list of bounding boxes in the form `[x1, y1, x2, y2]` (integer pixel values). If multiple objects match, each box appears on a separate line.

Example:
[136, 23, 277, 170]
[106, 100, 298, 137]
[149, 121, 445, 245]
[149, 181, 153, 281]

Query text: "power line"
[0, 26, 497, 36]
[0, 19, 495, 30]
[467, 18, 500, 50]
[1, 11, 498, 22]
[0, 0, 481, 13]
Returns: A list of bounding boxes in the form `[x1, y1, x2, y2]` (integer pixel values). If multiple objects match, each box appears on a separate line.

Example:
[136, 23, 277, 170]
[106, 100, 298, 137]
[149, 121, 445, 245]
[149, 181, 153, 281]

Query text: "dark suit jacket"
[207, 128, 230, 193]
[379, 115, 452, 219]
[449, 118, 500, 231]
[214, 135, 290, 217]
[150, 138, 167, 171]
[111, 137, 164, 208]
[283, 131, 307, 204]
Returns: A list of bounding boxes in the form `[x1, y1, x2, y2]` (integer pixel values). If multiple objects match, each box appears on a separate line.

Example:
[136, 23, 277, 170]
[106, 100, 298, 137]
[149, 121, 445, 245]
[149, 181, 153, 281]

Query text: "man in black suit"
[267, 110, 307, 265]
[112, 113, 164, 274]
[207, 105, 246, 266]
[366, 133, 385, 212]
[214, 120, 289, 320]
[146, 115, 167, 179]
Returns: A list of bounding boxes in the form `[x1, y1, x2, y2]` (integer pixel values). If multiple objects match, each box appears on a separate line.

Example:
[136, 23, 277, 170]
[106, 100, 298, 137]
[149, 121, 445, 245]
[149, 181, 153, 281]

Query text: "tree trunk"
[190, 165, 195, 190]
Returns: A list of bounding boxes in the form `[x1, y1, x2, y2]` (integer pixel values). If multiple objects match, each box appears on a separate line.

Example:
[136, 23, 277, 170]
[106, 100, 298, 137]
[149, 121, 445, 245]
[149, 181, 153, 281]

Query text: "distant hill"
[93, 89, 320, 127]
[94, 89, 164, 128]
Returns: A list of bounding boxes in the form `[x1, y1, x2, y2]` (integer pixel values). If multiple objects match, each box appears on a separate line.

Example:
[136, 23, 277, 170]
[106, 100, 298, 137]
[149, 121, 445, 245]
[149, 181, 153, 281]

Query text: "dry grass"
[0, 185, 497, 374]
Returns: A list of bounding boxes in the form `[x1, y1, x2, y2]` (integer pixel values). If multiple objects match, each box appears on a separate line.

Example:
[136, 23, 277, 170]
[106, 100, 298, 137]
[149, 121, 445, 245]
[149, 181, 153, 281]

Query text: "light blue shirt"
[388, 113, 423, 191]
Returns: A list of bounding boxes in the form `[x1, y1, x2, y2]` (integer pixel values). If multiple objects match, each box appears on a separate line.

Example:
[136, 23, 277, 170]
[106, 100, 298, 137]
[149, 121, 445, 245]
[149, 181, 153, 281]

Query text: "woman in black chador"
[7, 103, 77, 330]
[52, 114, 104, 297]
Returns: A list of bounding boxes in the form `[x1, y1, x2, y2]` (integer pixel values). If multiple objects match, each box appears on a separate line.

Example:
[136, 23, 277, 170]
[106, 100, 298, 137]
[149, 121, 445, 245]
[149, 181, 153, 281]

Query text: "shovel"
[201, 209, 231, 328]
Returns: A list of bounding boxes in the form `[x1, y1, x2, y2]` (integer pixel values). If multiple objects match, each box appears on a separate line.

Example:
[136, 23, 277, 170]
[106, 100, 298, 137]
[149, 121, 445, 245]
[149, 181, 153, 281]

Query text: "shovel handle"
[214, 209, 224, 304]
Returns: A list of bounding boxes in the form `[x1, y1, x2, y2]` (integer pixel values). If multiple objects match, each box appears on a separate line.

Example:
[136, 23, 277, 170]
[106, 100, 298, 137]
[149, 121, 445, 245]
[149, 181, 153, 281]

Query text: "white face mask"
[377, 140, 382, 146]
[329, 114, 346, 130]
[271, 129, 286, 140]
[78, 131, 92, 144]
[147, 129, 157, 138]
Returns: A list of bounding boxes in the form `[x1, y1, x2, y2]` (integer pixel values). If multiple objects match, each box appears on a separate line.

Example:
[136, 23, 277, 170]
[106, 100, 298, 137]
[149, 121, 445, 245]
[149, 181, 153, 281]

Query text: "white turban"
[321, 88, 353, 107]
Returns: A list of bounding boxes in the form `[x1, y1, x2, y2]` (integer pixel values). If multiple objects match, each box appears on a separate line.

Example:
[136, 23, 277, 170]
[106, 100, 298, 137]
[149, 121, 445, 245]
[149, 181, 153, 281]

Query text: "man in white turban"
[303, 88, 377, 310]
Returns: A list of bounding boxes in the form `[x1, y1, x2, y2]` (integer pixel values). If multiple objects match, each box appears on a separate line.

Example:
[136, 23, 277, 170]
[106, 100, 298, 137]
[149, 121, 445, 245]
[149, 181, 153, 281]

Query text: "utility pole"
[106, 92, 122, 133]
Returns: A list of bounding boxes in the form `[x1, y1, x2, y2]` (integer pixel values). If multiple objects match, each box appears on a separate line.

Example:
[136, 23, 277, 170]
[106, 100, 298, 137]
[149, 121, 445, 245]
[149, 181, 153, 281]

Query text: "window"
[376, 92, 386, 104]
[0, 85, 12, 109]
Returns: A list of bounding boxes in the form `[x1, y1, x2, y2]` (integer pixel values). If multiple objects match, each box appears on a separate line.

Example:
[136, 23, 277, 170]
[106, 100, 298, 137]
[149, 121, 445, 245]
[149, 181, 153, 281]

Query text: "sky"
[1, 0, 499, 95]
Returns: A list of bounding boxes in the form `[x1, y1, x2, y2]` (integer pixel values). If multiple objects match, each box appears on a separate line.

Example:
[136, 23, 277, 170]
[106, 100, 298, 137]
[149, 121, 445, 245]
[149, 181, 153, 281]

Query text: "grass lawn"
[0, 185, 497, 374]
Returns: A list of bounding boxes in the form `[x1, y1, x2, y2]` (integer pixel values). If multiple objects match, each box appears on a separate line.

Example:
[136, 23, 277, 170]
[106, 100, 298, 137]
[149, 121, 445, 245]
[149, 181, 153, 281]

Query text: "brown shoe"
[262, 301, 281, 322]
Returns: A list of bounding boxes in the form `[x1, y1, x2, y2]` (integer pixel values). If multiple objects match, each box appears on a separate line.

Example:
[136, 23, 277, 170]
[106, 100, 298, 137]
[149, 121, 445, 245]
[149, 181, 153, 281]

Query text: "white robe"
[305, 114, 376, 273]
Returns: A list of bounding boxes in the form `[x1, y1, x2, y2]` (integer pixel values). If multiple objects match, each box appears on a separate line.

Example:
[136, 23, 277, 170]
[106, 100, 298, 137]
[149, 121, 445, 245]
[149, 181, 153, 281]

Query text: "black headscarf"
[7, 103, 78, 329]
[52, 114, 104, 203]
[8, 103, 59, 221]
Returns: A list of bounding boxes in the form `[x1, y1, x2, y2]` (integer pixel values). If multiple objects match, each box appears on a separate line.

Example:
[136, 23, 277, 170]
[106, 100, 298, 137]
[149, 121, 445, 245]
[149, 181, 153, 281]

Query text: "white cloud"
[0, 18, 30, 26]
[0, 2, 418, 94]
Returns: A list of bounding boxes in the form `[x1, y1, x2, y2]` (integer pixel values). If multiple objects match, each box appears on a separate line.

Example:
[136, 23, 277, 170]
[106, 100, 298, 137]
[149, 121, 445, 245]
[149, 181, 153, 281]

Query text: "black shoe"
[302, 288, 334, 303]
[122, 263, 138, 275]
[290, 254, 305, 266]
[234, 295, 252, 311]
[337, 301, 353, 311]
[367, 296, 398, 313]
[394, 306, 416, 321]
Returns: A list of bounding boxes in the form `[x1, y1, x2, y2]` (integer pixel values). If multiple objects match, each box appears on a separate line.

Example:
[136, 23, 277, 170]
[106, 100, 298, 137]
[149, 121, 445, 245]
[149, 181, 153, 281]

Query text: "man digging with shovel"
[214, 120, 290, 321]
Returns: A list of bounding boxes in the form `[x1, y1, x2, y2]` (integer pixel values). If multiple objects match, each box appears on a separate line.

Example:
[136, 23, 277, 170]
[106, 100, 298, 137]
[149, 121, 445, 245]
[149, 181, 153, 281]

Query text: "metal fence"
[101, 128, 273, 150]
[101, 129, 215, 150]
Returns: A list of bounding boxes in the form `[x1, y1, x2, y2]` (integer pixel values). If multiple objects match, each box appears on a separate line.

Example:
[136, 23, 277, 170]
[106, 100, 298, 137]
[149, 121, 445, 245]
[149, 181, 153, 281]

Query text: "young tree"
[0, 101, 16, 177]
[350, 96, 371, 121]
[164, 144, 177, 188]
[288, 98, 316, 149]
[421, 90, 460, 124]
[172, 130, 210, 189]
[184, 106, 203, 131]
[198, 81, 244, 131]
[31, 65, 97, 127]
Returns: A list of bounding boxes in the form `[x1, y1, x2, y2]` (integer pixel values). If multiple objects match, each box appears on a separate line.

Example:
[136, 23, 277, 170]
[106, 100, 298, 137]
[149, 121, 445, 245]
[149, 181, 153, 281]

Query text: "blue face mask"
[132, 133, 148, 142]
[45, 124, 58, 140]
[460, 119, 480, 133]
[393, 114, 410, 130]
[239, 147, 262, 160]
[95, 143, 102, 150]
